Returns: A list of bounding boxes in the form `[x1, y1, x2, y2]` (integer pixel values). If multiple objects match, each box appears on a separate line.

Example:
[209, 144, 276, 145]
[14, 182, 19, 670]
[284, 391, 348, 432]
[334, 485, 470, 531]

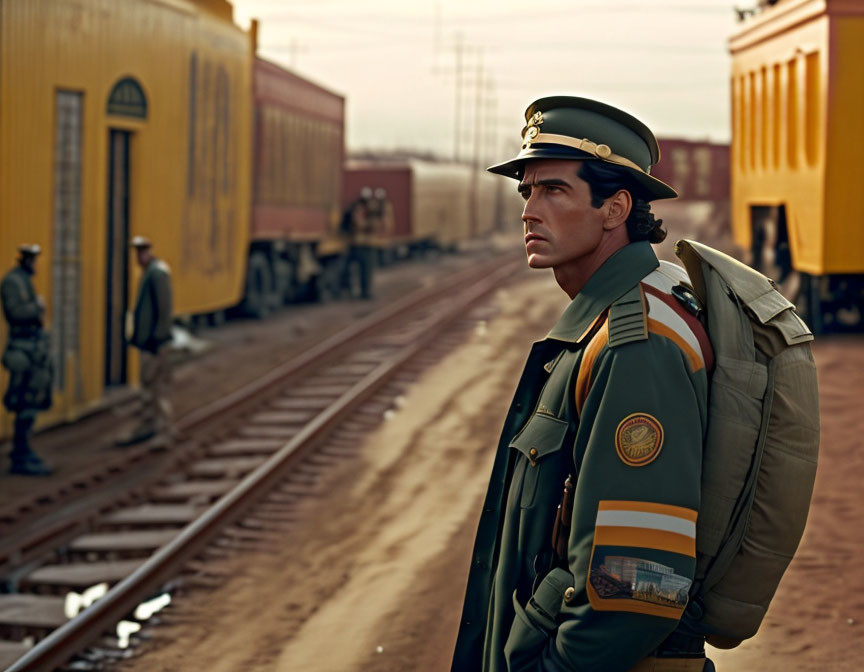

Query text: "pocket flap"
[510, 412, 568, 462]
[529, 567, 572, 625]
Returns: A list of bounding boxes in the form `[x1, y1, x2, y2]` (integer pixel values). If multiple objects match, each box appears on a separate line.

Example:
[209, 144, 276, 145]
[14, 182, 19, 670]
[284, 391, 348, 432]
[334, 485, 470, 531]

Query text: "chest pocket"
[509, 412, 569, 509]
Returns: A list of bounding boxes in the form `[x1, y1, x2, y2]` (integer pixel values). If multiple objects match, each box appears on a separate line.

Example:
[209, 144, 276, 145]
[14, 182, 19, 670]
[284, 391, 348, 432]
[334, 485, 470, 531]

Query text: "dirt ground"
[117, 251, 864, 671]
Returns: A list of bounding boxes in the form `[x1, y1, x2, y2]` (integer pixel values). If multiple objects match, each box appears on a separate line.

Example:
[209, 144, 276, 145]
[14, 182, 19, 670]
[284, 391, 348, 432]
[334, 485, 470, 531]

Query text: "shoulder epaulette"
[608, 285, 648, 348]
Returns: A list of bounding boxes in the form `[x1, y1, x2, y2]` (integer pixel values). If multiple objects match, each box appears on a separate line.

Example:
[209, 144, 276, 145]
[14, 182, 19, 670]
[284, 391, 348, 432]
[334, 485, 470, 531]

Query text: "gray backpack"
[674, 239, 820, 648]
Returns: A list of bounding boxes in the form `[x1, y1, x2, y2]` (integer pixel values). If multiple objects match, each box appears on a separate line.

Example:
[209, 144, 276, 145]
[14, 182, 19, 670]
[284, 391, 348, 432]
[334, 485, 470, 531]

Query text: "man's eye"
[518, 188, 530, 201]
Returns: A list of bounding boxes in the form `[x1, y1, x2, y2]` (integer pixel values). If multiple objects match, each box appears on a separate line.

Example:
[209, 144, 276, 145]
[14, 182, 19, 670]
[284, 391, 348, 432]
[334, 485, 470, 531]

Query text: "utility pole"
[470, 51, 484, 236]
[453, 33, 464, 162]
[484, 76, 497, 173]
[472, 51, 484, 173]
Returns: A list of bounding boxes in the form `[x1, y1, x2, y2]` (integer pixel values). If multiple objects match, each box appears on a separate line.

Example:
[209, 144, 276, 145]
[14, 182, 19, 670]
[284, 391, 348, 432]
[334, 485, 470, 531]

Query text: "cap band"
[519, 133, 646, 174]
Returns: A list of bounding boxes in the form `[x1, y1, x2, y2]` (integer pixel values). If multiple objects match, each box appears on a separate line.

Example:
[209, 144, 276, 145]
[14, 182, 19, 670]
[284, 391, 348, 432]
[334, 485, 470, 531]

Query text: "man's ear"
[603, 189, 632, 230]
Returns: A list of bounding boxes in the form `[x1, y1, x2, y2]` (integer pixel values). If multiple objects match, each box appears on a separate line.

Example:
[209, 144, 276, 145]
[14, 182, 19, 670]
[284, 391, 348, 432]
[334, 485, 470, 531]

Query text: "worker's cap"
[488, 96, 677, 201]
[130, 236, 152, 249]
[17, 244, 41, 257]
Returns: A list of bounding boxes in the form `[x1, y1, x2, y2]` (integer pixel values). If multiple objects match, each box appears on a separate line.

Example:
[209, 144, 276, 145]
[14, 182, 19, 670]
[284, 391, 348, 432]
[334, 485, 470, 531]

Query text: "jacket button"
[564, 587, 576, 603]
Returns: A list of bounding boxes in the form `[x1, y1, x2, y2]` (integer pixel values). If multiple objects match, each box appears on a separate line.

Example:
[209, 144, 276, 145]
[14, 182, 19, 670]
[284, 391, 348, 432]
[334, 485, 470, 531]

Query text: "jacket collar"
[545, 241, 659, 343]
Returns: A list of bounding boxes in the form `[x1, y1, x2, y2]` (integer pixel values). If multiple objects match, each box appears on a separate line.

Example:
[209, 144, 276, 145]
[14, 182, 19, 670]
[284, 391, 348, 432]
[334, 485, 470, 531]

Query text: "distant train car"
[343, 164, 414, 255]
[652, 139, 729, 203]
[244, 50, 347, 315]
[0, 0, 252, 432]
[729, 0, 864, 331]
[343, 159, 507, 255]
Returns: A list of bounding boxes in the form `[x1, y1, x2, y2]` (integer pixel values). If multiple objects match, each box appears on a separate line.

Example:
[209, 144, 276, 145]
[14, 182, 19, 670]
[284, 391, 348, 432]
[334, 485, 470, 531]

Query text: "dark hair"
[577, 161, 667, 244]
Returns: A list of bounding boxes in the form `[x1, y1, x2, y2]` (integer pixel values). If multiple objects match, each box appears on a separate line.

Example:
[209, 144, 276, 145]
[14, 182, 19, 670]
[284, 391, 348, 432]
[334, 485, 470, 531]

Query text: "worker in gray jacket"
[1, 244, 53, 476]
[116, 236, 173, 449]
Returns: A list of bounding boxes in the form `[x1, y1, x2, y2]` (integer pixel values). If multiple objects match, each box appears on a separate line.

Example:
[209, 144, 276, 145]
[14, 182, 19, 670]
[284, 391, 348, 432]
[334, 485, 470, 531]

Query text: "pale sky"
[232, 0, 738, 161]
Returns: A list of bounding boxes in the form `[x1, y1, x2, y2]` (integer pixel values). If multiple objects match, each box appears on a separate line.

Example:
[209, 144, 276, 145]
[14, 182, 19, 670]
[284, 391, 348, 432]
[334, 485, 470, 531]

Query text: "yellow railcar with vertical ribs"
[729, 0, 864, 332]
[0, 0, 252, 433]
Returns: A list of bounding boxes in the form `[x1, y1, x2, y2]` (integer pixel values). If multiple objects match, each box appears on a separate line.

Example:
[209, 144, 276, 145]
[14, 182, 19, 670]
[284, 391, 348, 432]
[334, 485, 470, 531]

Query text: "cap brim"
[488, 145, 678, 201]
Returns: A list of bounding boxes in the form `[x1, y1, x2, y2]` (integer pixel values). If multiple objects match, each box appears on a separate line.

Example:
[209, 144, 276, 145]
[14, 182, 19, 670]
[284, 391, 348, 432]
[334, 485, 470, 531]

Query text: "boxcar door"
[105, 129, 131, 387]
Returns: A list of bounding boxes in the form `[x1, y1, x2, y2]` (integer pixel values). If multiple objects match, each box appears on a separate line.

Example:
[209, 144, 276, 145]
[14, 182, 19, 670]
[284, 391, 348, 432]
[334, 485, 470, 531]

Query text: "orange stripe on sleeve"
[574, 318, 609, 416]
[593, 525, 696, 558]
[647, 318, 704, 372]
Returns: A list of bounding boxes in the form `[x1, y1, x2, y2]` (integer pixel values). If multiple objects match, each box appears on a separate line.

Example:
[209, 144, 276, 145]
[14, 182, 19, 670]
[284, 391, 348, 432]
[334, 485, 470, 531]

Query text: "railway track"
[0, 253, 523, 671]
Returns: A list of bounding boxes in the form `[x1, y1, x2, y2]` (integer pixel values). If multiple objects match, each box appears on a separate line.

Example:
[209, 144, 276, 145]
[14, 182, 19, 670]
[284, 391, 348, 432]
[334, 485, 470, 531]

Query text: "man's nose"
[522, 194, 539, 225]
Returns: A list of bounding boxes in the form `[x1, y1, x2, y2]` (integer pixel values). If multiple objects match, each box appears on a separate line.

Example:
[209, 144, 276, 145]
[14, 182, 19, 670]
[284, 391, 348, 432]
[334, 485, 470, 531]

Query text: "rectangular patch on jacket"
[587, 501, 696, 619]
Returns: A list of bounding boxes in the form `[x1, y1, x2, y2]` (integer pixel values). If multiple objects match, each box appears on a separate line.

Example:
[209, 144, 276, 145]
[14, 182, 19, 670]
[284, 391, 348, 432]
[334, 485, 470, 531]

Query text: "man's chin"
[526, 253, 554, 269]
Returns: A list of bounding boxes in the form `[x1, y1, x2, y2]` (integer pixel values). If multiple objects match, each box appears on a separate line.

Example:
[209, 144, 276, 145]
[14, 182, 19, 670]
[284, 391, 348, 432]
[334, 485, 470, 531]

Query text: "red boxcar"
[653, 139, 729, 202]
[344, 158, 510, 254]
[241, 57, 347, 315]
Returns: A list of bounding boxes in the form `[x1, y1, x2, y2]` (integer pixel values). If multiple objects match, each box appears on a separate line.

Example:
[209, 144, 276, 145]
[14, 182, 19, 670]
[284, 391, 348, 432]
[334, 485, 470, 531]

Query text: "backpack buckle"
[672, 284, 704, 318]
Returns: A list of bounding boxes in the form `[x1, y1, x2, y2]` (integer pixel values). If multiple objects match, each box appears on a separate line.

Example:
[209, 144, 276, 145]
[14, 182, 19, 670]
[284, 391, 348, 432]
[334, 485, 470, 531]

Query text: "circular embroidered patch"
[615, 413, 664, 467]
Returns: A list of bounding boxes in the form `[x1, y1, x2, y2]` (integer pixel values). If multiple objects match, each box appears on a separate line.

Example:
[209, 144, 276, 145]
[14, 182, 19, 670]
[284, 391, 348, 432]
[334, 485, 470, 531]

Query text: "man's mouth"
[525, 233, 546, 245]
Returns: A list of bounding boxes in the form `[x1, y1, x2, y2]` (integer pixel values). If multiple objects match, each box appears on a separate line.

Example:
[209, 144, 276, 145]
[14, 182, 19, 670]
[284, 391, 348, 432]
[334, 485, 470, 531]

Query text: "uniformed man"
[451, 97, 714, 671]
[1, 244, 53, 476]
[116, 236, 174, 449]
[344, 186, 376, 299]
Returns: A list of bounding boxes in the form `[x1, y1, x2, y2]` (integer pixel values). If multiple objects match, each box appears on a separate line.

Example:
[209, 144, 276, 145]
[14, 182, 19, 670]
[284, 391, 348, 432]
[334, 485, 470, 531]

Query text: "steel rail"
[177, 253, 521, 435]
[6, 258, 523, 672]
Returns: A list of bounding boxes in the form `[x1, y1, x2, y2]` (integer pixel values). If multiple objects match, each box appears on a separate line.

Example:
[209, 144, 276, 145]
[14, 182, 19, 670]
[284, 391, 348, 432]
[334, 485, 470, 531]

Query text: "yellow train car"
[729, 0, 864, 331]
[0, 0, 252, 434]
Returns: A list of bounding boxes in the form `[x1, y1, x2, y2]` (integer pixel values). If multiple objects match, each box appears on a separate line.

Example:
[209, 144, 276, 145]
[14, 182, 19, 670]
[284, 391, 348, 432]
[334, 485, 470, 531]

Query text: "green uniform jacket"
[1, 265, 52, 411]
[131, 259, 172, 354]
[451, 242, 711, 672]
[1, 266, 42, 330]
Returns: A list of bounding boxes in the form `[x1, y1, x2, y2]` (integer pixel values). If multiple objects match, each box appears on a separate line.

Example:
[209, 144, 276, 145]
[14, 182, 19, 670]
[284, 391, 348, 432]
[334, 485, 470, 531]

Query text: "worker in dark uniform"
[1, 244, 53, 476]
[344, 186, 376, 299]
[451, 97, 714, 671]
[116, 236, 174, 449]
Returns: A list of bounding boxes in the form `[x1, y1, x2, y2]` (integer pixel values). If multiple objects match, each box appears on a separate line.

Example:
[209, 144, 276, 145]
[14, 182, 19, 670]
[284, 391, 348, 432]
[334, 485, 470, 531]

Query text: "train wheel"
[207, 310, 226, 327]
[308, 257, 342, 303]
[241, 252, 274, 319]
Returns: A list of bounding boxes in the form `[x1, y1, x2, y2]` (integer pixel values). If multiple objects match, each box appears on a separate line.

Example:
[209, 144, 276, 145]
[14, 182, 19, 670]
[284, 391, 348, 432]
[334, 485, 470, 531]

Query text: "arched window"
[106, 77, 147, 119]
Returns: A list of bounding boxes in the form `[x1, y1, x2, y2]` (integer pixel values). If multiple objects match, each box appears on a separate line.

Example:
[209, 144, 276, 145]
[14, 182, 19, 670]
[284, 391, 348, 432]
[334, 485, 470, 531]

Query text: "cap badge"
[523, 110, 544, 145]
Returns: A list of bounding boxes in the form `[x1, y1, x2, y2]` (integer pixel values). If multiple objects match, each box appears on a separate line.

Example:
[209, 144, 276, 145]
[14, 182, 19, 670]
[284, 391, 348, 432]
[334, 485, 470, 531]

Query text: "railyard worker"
[1, 244, 53, 476]
[451, 97, 714, 672]
[115, 236, 174, 449]
[344, 186, 376, 299]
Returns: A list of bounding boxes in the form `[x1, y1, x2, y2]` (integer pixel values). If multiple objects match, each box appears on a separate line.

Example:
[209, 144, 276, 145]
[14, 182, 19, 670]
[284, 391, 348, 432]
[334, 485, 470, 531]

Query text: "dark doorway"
[105, 129, 131, 387]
